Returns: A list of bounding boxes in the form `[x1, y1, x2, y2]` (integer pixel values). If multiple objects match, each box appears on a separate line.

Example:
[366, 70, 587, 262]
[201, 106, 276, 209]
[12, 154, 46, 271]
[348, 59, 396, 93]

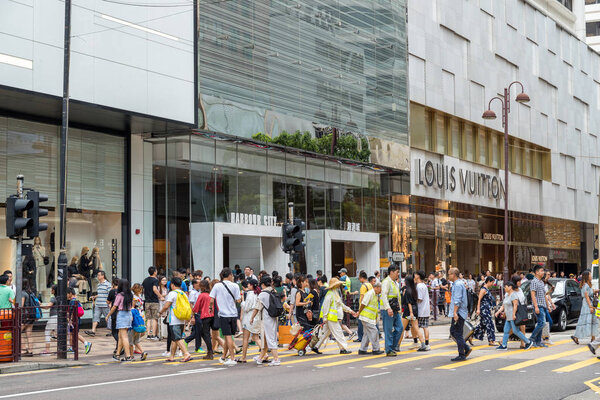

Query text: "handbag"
[515, 303, 530, 326]
[43, 256, 49, 265]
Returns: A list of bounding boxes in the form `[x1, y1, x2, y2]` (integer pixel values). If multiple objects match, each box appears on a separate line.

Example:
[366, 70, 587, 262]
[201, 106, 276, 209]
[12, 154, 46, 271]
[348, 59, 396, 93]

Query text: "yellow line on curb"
[498, 347, 589, 371]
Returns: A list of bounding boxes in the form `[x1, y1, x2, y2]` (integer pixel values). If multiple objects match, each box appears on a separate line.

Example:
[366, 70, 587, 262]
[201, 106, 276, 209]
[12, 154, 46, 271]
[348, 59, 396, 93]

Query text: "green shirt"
[0, 285, 15, 308]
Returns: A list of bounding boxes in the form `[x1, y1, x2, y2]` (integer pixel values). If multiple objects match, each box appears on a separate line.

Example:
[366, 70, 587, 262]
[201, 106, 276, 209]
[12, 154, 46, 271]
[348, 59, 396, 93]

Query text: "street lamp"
[482, 81, 530, 284]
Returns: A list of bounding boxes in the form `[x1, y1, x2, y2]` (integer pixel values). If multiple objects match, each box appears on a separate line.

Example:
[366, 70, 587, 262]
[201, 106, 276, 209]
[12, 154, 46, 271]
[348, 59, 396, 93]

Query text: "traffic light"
[26, 190, 48, 239]
[282, 223, 300, 253]
[594, 248, 599, 260]
[293, 218, 305, 252]
[5, 196, 33, 239]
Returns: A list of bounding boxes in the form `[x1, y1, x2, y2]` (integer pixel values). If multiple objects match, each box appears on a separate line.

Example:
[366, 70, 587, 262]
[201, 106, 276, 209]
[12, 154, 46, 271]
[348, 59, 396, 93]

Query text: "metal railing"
[0, 305, 79, 362]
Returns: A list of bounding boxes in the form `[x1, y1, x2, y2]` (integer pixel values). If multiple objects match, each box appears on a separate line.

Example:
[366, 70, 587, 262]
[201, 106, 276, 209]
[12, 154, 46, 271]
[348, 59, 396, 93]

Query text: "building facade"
[405, 0, 599, 276]
[149, 0, 410, 280]
[0, 0, 196, 299]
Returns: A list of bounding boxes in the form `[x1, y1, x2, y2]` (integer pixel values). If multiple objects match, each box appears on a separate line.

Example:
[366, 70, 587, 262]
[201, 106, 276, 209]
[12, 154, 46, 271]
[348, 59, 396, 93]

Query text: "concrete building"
[0, 0, 196, 299]
[406, 0, 599, 275]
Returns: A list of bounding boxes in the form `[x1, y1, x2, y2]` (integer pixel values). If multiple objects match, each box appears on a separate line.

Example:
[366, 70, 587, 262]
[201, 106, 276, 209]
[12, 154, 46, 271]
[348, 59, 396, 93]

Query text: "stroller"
[288, 322, 324, 356]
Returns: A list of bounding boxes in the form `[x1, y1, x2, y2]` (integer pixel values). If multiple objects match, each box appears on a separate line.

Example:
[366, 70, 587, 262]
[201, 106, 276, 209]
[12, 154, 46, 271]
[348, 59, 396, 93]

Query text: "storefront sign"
[483, 233, 504, 241]
[230, 213, 277, 226]
[346, 222, 361, 232]
[415, 159, 504, 199]
[531, 255, 548, 263]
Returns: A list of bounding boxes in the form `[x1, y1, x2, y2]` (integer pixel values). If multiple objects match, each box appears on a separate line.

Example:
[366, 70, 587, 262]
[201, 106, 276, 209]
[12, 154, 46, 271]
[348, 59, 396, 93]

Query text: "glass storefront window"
[464, 124, 475, 162]
[450, 119, 460, 158]
[478, 127, 488, 165]
[435, 114, 446, 154]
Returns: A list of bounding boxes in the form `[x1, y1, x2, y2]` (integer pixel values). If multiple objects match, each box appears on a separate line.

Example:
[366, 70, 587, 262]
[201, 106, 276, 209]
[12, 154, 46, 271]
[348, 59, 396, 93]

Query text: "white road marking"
[363, 372, 390, 379]
[0, 367, 224, 398]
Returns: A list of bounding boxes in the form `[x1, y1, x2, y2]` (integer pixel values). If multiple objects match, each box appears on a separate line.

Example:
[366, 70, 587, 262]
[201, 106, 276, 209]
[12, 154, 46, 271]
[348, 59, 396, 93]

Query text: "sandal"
[235, 358, 247, 363]
[571, 335, 579, 345]
[181, 356, 192, 362]
[164, 358, 176, 362]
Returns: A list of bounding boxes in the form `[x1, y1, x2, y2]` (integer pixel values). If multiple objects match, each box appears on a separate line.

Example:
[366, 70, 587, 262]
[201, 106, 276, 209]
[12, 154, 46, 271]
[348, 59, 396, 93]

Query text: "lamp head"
[482, 109, 497, 120]
[515, 92, 530, 103]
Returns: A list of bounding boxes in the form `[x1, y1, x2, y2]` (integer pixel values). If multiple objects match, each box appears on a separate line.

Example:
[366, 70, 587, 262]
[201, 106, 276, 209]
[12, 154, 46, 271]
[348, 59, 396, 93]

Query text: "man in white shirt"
[415, 271, 431, 350]
[210, 268, 241, 366]
[159, 277, 191, 362]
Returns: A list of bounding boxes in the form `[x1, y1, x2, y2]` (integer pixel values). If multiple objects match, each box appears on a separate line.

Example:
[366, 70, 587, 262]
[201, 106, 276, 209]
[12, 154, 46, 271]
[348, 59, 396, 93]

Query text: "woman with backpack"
[106, 279, 134, 362]
[21, 278, 36, 356]
[250, 275, 280, 366]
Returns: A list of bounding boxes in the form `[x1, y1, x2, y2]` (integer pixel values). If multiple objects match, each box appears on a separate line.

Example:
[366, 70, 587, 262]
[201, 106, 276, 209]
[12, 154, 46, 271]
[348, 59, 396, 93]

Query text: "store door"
[555, 263, 578, 277]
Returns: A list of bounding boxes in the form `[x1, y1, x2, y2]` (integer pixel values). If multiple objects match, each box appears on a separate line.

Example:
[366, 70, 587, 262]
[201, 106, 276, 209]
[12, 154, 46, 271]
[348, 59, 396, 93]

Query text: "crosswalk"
[98, 337, 600, 375]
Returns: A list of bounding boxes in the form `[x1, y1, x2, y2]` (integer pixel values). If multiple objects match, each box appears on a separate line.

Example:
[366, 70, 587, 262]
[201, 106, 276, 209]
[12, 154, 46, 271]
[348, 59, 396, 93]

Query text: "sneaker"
[312, 347, 322, 355]
[347, 332, 356, 341]
[202, 353, 214, 360]
[451, 356, 466, 362]
[218, 357, 226, 364]
[544, 339, 554, 345]
[538, 343, 548, 348]
[140, 352, 148, 361]
[224, 359, 237, 366]
[161, 351, 171, 357]
[409, 343, 420, 350]
[524, 341, 534, 350]
[386, 351, 397, 357]
[112, 353, 120, 361]
[496, 345, 508, 350]
[84, 330, 95, 337]
[253, 355, 262, 365]
[234, 332, 243, 338]
[417, 344, 429, 352]
[151, 336, 160, 341]
[339, 349, 352, 354]
[589, 344, 597, 355]
[195, 348, 206, 354]
[353, 339, 361, 343]
[84, 342, 92, 354]
[268, 360, 281, 366]
[358, 350, 369, 355]
[372, 350, 384, 355]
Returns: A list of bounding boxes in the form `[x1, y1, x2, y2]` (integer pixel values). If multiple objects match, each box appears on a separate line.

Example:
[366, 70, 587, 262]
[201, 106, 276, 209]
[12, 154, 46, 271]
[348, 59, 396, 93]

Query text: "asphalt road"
[1, 326, 599, 400]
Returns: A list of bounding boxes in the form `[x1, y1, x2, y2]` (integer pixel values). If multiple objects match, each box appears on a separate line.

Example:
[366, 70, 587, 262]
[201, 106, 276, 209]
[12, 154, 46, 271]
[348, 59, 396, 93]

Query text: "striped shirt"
[530, 277, 547, 309]
[96, 280, 111, 307]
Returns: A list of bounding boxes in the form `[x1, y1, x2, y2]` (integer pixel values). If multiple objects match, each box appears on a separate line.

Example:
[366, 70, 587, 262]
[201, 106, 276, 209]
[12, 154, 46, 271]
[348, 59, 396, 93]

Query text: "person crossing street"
[448, 268, 471, 361]
[381, 265, 402, 356]
[357, 281, 383, 355]
[314, 278, 357, 354]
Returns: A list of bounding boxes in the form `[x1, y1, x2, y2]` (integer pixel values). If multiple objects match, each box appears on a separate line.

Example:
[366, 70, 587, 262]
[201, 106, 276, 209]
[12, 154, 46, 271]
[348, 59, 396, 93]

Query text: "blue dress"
[574, 284, 598, 339]
[473, 287, 496, 342]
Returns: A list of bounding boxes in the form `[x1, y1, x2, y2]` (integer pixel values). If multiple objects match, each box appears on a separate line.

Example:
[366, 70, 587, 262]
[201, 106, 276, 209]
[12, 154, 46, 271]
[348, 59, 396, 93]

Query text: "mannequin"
[32, 237, 46, 298]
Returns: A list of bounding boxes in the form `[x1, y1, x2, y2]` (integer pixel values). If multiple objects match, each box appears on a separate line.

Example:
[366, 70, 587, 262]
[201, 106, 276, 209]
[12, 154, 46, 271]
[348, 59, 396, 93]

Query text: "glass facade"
[0, 116, 126, 302]
[391, 196, 585, 276]
[198, 0, 408, 145]
[150, 133, 408, 275]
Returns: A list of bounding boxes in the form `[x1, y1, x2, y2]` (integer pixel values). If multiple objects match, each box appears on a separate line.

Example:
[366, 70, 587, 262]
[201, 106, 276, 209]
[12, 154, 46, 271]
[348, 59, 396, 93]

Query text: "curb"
[0, 361, 89, 374]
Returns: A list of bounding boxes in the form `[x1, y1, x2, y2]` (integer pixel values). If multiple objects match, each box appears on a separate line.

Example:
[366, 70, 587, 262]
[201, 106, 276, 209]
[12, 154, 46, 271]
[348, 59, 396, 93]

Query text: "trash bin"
[0, 309, 13, 362]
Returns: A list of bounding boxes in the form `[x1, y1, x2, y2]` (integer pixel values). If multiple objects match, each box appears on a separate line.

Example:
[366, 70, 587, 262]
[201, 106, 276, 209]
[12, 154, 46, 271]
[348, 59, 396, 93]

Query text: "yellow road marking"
[499, 347, 589, 371]
[584, 377, 600, 394]
[0, 369, 56, 377]
[365, 345, 489, 368]
[315, 340, 444, 367]
[553, 357, 600, 373]
[434, 339, 571, 370]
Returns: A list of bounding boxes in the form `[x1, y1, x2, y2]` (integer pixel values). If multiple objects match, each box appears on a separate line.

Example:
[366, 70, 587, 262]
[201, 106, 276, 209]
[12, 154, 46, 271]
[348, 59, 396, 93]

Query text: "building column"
[130, 134, 154, 284]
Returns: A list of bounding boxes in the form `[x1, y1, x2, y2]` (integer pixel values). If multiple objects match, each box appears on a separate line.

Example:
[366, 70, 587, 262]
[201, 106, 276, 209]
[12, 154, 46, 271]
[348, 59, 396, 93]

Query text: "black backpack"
[266, 291, 285, 318]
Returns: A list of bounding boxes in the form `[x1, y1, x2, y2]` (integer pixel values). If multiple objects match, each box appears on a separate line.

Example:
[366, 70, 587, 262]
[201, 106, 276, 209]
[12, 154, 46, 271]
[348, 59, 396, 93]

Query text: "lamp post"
[482, 81, 530, 283]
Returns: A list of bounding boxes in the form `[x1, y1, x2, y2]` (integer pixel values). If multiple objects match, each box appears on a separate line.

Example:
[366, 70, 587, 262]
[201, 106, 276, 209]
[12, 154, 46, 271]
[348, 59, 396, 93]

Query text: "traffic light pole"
[14, 176, 24, 306]
[288, 202, 294, 272]
[56, 0, 72, 360]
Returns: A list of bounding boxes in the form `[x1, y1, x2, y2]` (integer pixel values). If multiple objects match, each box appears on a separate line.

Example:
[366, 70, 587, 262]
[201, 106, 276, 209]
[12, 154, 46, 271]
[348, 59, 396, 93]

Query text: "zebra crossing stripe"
[498, 347, 589, 371]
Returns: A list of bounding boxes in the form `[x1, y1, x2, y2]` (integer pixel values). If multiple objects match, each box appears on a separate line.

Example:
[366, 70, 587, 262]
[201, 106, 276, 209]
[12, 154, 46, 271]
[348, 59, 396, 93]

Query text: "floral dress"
[473, 287, 496, 342]
[574, 283, 598, 339]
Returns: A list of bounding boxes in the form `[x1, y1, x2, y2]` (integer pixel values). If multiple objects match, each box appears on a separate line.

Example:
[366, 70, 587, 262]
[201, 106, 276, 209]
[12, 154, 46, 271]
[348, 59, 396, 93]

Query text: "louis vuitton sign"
[415, 159, 505, 200]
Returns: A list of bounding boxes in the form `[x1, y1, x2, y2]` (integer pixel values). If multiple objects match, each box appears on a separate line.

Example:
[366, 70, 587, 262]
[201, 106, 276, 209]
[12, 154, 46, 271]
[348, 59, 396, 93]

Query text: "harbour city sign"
[415, 159, 505, 199]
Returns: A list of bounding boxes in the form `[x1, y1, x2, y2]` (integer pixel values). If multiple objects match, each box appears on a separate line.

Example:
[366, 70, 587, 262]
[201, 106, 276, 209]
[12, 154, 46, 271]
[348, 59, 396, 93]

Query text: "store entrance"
[555, 263, 578, 277]
[331, 240, 374, 277]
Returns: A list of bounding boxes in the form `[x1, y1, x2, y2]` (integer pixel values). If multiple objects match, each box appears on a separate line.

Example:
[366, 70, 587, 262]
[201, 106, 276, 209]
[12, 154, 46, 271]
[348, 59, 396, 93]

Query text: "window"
[477, 128, 488, 165]
[435, 114, 446, 154]
[450, 119, 460, 157]
[587, 22, 600, 37]
[464, 124, 475, 162]
[556, 0, 572, 10]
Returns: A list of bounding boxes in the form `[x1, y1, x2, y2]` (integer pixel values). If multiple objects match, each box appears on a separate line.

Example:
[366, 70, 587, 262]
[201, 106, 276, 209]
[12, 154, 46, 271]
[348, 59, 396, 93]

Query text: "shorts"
[128, 330, 141, 345]
[93, 306, 110, 323]
[418, 317, 430, 328]
[169, 324, 185, 341]
[219, 316, 238, 336]
[144, 302, 160, 320]
[116, 310, 132, 330]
